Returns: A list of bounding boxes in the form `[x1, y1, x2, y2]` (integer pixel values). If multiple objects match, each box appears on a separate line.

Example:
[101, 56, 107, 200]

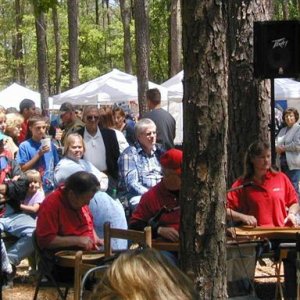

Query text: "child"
[20, 169, 45, 216]
[16, 115, 59, 194]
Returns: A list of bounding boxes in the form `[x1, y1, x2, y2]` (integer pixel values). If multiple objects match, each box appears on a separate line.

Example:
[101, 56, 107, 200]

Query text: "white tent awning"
[53, 69, 169, 105]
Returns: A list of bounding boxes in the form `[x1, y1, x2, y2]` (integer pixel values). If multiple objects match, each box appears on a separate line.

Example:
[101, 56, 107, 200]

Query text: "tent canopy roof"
[0, 83, 41, 109]
[53, 69, 169, 105]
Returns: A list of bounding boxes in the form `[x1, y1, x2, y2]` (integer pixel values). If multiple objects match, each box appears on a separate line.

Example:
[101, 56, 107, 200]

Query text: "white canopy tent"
[0, 83, 42, 109]
[52, 68, 169, 106]
[162, 71, 184, 145]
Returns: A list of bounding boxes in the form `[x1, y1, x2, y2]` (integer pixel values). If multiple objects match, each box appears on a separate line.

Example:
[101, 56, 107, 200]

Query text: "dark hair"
[99, 107, 115, 128]
[113, 106, 126, 118]
[243, 140, 276, 179]
[19, 99, 35, 113]
[146, 88, 161, 104]
[282, 107, 299, 123]
[28, 115, 49, 128]
[64, 171, 100, 195]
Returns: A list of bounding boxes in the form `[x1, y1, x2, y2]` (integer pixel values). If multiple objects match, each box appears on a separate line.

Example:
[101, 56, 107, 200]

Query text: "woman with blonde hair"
[90, 248, 199, 300]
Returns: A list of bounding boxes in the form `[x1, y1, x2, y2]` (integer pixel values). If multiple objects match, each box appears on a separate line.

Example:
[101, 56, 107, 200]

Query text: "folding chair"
[74, 223, 152, 300]
[32, 231, 72, 300]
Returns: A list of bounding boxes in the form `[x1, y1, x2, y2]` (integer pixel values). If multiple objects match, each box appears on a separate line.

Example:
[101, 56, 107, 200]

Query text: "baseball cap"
[160, 149, 183, 175]
[59, 102, 74, 114]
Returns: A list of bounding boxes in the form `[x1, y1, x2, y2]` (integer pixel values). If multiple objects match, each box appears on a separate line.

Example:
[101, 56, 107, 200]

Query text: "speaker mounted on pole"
[254, 20, 300, 78]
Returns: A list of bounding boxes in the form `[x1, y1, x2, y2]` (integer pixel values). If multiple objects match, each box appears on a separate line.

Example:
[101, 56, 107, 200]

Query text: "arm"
[18, 144, 50, 172]
[284, 203, 300, 226]
[118, 151, 149, 196]
[46, 235, 95, 250]
[20, 203, 40, 214]
[226, 208, 257, 227]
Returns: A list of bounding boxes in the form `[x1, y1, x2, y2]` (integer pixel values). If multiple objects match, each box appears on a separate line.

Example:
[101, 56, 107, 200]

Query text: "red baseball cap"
[160, 149, 183, 175]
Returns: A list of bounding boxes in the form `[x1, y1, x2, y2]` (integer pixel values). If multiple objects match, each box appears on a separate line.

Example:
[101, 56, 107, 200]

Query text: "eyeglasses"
[86, 115, 99, 121]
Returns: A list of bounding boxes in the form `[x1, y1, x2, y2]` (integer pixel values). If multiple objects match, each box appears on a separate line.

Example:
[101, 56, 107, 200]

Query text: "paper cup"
[41, 137, 51, 148]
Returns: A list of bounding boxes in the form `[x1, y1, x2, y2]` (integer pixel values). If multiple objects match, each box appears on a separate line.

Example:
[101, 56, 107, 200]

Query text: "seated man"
[36, 171, 103, 251]
[118, 118, 164, 212]
[227, 140, 300, 298]
[130, 149, 182, 241]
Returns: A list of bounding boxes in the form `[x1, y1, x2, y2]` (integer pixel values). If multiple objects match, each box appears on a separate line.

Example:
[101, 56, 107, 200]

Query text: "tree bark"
[169, 0, 182, 77]
[52, 5, 62, 94]
[134, 0, 149, 115]
[282, 0, 289, 19]
[181, 1, 228, 298]
[35, 11, 49, 112]
[120, 0, 133, 74]
[227, 0, 272, 185]
[14, 0, 25, 84]
[67, 0, 79, 88]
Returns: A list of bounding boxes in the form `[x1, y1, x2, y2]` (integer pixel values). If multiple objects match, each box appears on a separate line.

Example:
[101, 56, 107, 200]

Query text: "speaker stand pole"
[270, 78, 276, 166]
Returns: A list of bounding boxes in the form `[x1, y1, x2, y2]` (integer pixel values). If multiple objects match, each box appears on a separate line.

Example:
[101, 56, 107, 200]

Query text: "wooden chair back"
[104, 222, 152, 257]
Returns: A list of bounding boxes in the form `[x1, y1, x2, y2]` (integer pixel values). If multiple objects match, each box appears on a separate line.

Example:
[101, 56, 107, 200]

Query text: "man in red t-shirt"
[130, 149, 182, 242]
[36, 171, 103, 251]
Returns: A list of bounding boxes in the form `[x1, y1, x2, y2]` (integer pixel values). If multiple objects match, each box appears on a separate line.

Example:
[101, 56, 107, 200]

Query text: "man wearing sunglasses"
[76, 106, 120, 196]
[58, 102, 84, 146]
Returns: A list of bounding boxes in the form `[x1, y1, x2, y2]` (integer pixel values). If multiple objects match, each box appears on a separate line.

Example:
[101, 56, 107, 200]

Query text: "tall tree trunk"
[169, 0, 182, 77]
[120, 0, 133, 74]
[67, 0, 79, 88]
[181, 2, 228, 298]
[95, 0, 100, 25]
[134, 0, 149, 115]
[14, 0, 25, 84]
[52, 5, 62, 94]
[35, 11, 49, 112]
[227, 0, 272, 185]
[282, 1, 289, 19]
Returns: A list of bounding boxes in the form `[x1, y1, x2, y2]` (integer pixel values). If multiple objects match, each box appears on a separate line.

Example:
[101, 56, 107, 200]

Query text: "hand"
[284, 213, 297, 227]
[39, 145, 50, 156]
[275, 146, 285, 154]
[157, 227, 179, 242]
[77, 236, 95, 250]
[11, 175, 20, 181]
[95, 237, 104, 249]
[55, 128, 63, 141]
[240, 214, 257, 227]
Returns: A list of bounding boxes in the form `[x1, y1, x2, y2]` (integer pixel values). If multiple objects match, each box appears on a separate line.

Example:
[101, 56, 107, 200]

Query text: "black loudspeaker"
[254, 20, 300, 78]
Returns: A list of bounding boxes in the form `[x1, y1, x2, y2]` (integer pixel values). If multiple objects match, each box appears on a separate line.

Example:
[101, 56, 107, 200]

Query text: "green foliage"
[0, 0, 172, 94]
[149, 0, 170, 83]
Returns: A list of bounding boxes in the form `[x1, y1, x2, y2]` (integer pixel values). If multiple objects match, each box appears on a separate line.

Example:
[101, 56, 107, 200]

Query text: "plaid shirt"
[118, 143, 164, 199]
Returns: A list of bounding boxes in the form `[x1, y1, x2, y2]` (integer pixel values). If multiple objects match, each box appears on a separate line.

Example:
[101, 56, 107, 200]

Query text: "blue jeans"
[0, 212, 36, 265]
[281, 166, 300, 200]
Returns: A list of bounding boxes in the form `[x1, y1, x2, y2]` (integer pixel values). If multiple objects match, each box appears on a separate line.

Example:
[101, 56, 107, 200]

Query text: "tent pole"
[270, 78, 276, 166]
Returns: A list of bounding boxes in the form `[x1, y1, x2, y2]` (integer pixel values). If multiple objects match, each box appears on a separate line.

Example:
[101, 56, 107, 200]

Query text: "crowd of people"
[3, 90, 300, 298]
[0, 88, 184, 292]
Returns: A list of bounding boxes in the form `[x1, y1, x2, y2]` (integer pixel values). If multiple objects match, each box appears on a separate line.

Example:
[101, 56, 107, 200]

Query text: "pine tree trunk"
[134, 0, 149, 115]
[169, 0, 182, 77]
[52, 5, 62, 94]
[35, 11, 49, 111]
[227, 0, 272, 185]
[181, 1, 228, 298]
[120, 0, 133, 74]
[14, 0, 25, 84]
[67, 0, 79, 88]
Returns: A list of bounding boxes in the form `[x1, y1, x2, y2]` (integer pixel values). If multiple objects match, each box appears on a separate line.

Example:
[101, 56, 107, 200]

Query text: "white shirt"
[83, 127, 107, 172]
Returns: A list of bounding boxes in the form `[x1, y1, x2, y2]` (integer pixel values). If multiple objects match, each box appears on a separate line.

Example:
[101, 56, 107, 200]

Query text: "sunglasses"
[86, 115, 99, 121]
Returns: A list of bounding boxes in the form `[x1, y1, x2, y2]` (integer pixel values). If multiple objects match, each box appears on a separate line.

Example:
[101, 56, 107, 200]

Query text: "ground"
[1, 258, 279, 300]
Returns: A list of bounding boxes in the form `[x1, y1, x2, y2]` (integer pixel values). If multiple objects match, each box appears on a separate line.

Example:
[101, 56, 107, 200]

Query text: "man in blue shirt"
[118, 118, 164, 213]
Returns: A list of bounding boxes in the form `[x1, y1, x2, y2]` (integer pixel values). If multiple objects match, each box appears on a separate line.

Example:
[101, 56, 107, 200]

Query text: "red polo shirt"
[18, 120, 28, 144]
[227, 171, 298, 227]
[36, 185, 95, 249]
